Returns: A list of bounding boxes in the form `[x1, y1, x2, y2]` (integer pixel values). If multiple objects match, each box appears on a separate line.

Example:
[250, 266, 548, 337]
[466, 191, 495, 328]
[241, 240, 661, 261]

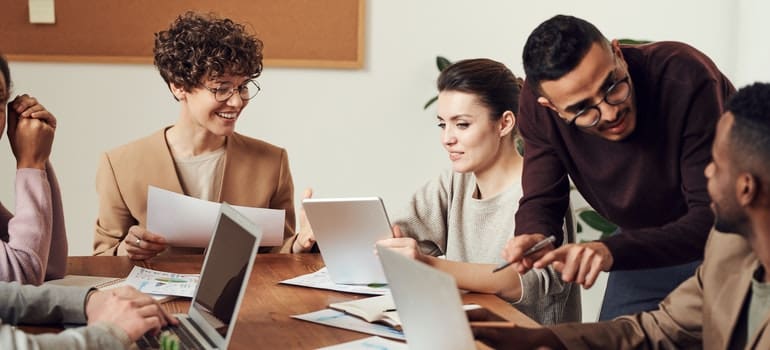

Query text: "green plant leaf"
[424, 95, 438, 110]
[436, 56, 452, 71]
[578, 210, 618, 234]
[515, 137, 524, 156]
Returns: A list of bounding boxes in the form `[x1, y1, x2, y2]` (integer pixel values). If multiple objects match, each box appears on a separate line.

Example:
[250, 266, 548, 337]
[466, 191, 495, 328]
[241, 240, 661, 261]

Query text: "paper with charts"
[146, 186, 285, 247]
[292, 309, 405, 341]
[124, 266, 199, 297]
[317, 336, 407, 350]
[280, 267, 390, 295]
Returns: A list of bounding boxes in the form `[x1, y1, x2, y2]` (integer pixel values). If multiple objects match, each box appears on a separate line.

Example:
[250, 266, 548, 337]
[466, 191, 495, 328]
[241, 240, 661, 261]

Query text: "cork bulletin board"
[0, 0, 365, 69]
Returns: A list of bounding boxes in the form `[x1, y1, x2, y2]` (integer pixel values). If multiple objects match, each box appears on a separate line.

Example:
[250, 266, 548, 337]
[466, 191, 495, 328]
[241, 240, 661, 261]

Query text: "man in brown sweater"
[501, 15, 735, 319]
[478, 82, 770, 350]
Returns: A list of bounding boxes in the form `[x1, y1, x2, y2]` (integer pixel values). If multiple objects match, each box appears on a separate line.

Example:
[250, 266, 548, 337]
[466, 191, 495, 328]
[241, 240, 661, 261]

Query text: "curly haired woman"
[93, 12, 298, 259]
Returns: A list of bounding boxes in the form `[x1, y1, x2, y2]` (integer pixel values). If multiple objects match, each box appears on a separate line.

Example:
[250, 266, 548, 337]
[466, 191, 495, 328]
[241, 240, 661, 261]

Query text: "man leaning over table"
[0, 282, 177, 349]
[502, 14, 735, 320]
[473, 82, 770, 349]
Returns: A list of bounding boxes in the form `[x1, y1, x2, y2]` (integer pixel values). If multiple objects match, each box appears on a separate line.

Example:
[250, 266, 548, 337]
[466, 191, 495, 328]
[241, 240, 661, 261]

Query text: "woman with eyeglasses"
[0, 54, 67, 284]
[93, 12, 297, 259]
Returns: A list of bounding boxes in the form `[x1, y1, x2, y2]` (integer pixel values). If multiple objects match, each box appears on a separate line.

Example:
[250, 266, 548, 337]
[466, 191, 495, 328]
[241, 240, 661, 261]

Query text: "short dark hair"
[522, 15, 608, 92]
[153, 11, 264, 93]
[726, 82, 770, 183]
[437, 58, 523, 122]
[0, 53, 10, 100]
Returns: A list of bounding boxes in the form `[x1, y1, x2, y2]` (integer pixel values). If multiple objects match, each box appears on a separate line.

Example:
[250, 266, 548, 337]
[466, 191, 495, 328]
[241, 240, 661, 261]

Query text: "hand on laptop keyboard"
[85, 286, 179, 341]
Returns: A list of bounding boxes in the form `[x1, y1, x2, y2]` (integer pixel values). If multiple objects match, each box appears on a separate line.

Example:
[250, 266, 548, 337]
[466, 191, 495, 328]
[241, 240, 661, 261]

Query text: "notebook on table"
[136, 202, 262, 350]
[302, 197, 393, 285]
[376, 245, 476, 350]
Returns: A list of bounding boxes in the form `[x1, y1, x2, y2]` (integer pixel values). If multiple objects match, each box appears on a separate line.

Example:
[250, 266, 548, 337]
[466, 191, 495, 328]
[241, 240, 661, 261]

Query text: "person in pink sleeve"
[0, 53, 67, 284]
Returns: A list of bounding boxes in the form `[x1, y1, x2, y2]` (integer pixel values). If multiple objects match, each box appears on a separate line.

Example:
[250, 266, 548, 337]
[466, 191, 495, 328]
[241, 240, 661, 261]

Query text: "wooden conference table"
[62, 253, 538, 349]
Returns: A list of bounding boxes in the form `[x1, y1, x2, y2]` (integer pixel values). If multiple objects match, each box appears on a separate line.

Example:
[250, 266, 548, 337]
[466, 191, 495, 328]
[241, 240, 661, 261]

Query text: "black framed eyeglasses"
[205, 80, 261, 102]
[563, 75, 631, 129]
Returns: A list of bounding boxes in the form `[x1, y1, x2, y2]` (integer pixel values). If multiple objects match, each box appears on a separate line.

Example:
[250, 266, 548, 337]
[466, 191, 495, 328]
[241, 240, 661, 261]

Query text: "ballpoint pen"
[492, 235, 556, 273]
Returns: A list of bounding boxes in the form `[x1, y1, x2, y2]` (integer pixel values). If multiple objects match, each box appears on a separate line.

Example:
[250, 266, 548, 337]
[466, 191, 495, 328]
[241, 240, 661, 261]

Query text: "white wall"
[2, 0, 768, 322]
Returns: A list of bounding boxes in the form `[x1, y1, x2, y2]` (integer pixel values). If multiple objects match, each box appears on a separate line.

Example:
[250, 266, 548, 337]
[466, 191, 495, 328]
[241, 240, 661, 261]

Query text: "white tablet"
[302, 197, 393, 284]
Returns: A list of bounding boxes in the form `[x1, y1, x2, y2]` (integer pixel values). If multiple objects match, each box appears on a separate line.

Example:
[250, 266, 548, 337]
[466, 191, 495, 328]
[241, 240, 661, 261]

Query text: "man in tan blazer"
[471, 83, 770, 349]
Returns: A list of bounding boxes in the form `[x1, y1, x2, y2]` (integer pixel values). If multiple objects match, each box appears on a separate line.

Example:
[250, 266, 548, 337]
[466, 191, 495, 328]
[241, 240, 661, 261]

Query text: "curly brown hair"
[153, 11, 264, 92]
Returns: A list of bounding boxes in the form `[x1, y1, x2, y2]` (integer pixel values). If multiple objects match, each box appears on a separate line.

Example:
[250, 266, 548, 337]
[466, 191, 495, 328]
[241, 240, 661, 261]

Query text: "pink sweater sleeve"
[44, 164, 68, 280]
[0, 168, 55, 285]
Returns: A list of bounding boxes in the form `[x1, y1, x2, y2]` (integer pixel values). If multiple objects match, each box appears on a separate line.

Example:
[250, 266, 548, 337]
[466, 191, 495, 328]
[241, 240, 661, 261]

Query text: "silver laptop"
[302, 197, 393, 284]
[376, 245, 476, 350]
[138, 202, 262, 350]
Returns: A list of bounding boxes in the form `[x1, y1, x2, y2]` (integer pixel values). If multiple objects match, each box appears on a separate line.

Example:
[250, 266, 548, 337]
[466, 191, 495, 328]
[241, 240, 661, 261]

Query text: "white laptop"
[376, 245, 476, 350]
[302, 197, 393, 284]
[137, 202, 262, 350]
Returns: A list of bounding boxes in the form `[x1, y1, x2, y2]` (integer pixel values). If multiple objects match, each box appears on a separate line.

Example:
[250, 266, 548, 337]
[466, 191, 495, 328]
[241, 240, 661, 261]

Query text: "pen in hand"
[492, 235, 557, 273]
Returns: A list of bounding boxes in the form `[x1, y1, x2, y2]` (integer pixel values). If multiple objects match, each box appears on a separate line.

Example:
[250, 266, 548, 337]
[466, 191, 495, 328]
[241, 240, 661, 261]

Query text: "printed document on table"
[146, 186, 284, 247]
[317, 336, 408, 350]
[292, 309, 405, 341]
[280, 267, 390, 295]
[122, 266, 199, 298]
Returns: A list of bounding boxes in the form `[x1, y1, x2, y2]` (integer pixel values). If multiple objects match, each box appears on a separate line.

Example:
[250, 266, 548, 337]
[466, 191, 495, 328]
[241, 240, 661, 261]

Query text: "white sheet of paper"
[292, 309, 405, 341]
[146, 186, 284, 247]
[280, 267, 390, 295]
[317, 336, 408, 350]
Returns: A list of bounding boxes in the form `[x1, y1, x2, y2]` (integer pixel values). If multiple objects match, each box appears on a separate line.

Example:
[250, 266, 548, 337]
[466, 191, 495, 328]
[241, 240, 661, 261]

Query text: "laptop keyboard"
[136, 324, 205, 350]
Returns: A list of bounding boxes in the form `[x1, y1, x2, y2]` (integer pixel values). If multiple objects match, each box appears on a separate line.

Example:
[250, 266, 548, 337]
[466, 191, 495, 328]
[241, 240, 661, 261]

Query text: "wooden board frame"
[0, 0, 365, 69]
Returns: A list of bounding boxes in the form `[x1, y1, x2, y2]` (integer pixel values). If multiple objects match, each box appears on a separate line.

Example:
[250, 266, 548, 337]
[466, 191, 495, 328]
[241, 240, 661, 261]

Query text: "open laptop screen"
[192, 211, 257, 336]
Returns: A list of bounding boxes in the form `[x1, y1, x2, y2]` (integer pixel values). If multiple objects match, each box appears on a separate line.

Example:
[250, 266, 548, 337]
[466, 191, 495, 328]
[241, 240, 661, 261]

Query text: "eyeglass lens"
[572, 78, 630, 127]
[215, 80, 260, 101]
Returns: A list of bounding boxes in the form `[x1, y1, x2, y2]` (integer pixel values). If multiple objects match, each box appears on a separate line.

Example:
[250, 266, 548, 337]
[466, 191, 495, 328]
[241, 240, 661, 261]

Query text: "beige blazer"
[550, 229, 770, 349]
[93, 128, 295, 256]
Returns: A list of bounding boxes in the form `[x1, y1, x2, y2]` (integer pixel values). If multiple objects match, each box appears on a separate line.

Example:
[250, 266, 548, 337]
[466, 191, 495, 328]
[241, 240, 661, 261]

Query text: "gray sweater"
[0, 282, 131, 349]
[393, 170, 580, 325]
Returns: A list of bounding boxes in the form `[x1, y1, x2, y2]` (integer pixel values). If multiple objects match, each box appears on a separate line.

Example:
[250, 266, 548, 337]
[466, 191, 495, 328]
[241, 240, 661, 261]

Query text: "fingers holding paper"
[125, 225, 168, 260]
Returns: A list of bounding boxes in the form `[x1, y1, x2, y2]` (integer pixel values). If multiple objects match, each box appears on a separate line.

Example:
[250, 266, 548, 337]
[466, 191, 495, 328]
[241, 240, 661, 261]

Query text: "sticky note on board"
[29, 0, 56, 24]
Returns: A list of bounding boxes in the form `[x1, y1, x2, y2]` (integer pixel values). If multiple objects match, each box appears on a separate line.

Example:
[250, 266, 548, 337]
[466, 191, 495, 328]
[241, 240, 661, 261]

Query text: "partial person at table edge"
[0, 281, 177, 349]
[0, 53, 67, 285]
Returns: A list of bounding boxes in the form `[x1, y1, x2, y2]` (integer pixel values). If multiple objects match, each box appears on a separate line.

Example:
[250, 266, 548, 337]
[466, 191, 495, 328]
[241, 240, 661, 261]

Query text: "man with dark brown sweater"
[501, 15, 735, 320]
[476, 82, 770, 350]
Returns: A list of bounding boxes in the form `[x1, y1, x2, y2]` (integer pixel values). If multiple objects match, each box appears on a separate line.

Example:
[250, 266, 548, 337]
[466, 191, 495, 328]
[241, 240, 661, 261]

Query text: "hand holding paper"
[146, 186, 285, 248]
